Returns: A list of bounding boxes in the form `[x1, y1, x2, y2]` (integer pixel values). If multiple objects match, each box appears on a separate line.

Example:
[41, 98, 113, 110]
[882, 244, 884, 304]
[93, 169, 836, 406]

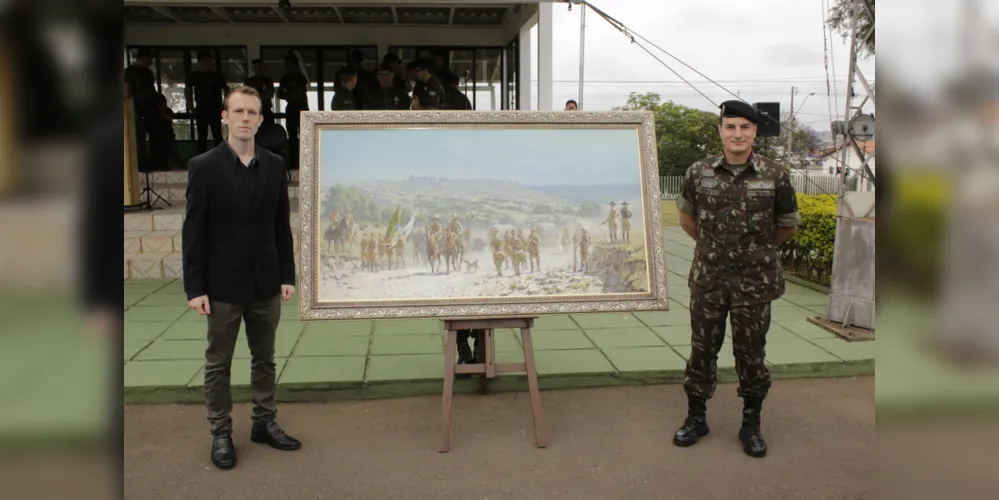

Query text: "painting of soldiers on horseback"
[297, 110, 669, 319]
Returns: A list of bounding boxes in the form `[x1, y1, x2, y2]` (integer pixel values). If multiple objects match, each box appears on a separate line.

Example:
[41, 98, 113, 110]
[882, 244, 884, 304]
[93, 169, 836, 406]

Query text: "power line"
[572, 0, 873, 195]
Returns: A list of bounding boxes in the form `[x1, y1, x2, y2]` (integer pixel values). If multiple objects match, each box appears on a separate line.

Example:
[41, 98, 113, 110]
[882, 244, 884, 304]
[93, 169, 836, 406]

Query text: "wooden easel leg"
[439, 329, 458, 453]
[520, 328, 547, 448]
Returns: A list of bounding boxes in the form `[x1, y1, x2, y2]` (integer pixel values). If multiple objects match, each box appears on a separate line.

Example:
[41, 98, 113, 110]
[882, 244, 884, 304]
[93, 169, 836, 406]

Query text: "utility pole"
[787, 86, 796, 160]
[577, 2, 586, 109]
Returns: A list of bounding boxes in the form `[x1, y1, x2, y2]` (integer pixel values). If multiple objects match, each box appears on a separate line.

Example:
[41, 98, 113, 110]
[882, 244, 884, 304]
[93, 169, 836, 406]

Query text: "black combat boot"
[738, 396, 767, 458]
[673, 394, 710, 447]
[456, 331, 474, 379]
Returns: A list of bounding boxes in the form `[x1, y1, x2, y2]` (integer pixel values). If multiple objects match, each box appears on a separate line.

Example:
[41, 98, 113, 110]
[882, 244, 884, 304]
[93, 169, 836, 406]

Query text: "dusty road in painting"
[318, 242, 607, 301]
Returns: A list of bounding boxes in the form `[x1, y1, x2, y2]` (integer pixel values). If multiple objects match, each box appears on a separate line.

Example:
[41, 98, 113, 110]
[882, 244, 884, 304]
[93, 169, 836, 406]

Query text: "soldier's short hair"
[224, 85, 262, 112]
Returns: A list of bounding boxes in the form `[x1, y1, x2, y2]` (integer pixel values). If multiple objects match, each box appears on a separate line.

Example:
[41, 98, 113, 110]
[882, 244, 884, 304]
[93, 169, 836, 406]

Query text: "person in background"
[330, 66, 358, 110]
[442, 71, 472, 110]
[410, 58, 444, 110]
[565, 99, 578, 111]
[365, 63, 410, 110]
[185, 51, 229, 153]
[278, 53, 309, 167]
[244, 58, 275, 124]
[182, 86, 301, 470]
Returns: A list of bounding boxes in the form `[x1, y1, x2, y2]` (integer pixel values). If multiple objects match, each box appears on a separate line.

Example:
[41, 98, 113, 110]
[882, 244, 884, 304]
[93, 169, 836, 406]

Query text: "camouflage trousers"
[683, 293, 772, 401]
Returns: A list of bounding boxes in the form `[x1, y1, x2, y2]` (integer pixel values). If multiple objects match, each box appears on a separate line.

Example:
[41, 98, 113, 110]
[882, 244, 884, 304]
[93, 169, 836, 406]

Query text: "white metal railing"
[659, 172, 858, 198]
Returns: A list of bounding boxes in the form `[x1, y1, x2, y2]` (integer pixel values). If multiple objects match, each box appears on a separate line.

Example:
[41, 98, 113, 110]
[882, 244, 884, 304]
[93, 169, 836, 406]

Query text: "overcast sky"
[320, 127, 641, 186]
[545, 0, 881, 132]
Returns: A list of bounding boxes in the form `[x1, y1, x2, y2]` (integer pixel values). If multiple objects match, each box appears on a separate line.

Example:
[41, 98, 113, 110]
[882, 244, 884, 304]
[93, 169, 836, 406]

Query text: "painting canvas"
[297, 111, 668, 320]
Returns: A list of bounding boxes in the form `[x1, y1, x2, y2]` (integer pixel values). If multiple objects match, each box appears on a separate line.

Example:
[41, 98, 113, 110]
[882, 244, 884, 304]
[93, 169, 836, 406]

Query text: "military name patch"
[696, 187, 720, 196]
[746, 180, 775, 190]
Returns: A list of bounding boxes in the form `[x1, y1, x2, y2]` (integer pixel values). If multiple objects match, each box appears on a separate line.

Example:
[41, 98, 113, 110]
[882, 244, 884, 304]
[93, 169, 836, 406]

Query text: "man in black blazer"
[182, 86, 301, 470]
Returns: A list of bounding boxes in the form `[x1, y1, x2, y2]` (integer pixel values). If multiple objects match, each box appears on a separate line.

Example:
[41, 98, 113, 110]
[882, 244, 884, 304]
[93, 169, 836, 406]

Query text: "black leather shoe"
[739, 398, 767, 458]
[210, 432, 237, 469]
[673, 394, 710, 447]
[250, 421, 301, 451]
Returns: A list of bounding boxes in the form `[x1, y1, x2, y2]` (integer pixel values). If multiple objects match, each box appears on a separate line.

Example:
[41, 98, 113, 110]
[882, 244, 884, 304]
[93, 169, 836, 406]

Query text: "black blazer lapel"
[252, 146, 271, 210]
[212, 143, 241, 198]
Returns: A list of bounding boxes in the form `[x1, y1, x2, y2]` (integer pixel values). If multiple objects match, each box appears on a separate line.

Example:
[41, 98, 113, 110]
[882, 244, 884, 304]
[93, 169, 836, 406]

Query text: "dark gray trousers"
[204, 295, 281, 435]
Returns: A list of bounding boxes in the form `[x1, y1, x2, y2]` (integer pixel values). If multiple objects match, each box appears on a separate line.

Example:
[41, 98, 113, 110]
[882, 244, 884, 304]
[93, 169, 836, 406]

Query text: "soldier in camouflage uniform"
[672, 100, 800, 458]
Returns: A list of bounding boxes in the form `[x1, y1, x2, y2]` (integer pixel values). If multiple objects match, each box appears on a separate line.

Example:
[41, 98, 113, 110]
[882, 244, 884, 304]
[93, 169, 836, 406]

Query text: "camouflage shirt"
[676, 153, 800, 306]
[414, 76, 445, 109]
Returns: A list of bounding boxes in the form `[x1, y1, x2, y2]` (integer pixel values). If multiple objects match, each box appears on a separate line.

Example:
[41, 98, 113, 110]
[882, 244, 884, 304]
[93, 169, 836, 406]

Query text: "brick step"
[125, 205, 301, 232]
[147, 170, 300, 185]
[140, 184, 300, 203]
[124, 252, 302, 280]
[124, 230, 301, 255]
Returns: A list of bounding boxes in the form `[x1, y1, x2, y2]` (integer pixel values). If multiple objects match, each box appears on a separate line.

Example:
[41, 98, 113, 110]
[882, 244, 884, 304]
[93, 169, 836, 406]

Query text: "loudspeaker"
[754, 102, 780, 137]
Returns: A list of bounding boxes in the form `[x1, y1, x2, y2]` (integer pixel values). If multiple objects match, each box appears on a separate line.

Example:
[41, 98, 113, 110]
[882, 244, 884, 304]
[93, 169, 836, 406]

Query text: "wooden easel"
[439, 316, 546, 452]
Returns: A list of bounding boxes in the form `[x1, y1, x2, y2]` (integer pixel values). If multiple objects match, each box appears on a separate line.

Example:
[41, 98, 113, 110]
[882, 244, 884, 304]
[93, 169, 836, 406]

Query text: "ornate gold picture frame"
[297, 110, 668, 320]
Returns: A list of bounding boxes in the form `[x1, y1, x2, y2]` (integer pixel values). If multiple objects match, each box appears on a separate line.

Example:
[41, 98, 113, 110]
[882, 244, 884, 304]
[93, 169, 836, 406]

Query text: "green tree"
[827, 0, 875, 56]
[615, 93, 723, 177]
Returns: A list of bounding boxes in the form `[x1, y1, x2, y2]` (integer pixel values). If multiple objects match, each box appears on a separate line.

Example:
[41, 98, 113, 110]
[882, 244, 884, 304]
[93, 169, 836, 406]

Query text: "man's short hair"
[338, 66, 358, 85]
[224, 85, 262, 112]
[566, 99, 578, 107]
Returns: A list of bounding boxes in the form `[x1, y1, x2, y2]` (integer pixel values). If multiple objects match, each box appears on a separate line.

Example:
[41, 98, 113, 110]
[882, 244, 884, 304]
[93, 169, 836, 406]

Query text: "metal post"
[578, 3, 586, 109]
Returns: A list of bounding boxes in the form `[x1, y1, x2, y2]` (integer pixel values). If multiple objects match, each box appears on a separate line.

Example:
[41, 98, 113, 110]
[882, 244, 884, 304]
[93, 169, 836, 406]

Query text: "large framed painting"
[297, 110, 669, 320]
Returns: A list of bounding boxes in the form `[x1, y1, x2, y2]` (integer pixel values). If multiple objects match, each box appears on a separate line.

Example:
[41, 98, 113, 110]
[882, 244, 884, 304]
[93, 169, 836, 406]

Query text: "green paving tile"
[278, 357, 365, 385]
[293, 331, 369, 356]
[281, 305, 300, 321]
[774, 320, 838, 340]
[491, 329, 522, 352]
[761, 325, 811, 342]
[124, 306, 188, 323]
[188, 358, 289, 387]
[781, 291, 830, 307]
[155, 280, 187, 294]
[374, 319, 441, 335]
[366, 354, 444, 382]
[124, 321, 172, 341]
[584, 327, 664, 348]
[570, 313, 644, 329]
[370, 334, 442, 355]
[124, 294, 145, 309]
[303, 320, 373, 336]
[177, 309, 210, 322]
[533, 314, 579, 331]
[134, 340, 204, 361]
[634, 308, 690, 327]
[522, 329, 594, 350]
[670, 344, 736, 369]
[533, 349, 615, 376]
[124, 360, 204, 387]
[809, 338, 875, 361]
[669, 295, 690, 307]
[770, 305, 821, 322]
[603, 346, 687, 372]
[652, 325, 693, 346]
[276, 321, 306, 338]
[134, 293, 188, 307]
[764, 338, 841, 365]
[160, 321, 207, 340]
[124, 340, 152, 361]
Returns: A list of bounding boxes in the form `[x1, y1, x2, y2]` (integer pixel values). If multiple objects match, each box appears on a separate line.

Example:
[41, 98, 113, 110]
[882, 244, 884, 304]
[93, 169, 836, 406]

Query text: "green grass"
[660, 201, 680, 227]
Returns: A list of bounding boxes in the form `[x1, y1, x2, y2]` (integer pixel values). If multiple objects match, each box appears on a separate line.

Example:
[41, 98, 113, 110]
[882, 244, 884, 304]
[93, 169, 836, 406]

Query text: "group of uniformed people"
[325, 53, 472, 112]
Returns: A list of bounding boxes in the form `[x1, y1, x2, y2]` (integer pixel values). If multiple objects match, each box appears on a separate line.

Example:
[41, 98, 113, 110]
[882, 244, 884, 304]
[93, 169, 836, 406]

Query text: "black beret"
[718, 100, 759, 124]
[376, 63, 395, 73]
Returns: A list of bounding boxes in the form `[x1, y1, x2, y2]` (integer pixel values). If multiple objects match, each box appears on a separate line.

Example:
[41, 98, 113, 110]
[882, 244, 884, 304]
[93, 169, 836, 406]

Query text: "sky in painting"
[319, 127, 642, 187]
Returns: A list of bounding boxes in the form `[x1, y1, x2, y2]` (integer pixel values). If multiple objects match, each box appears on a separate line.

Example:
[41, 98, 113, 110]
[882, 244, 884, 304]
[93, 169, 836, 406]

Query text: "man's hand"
[188, 295, 211, 315]
[281, 285, 296, 301]
[678, 211, 700, 241]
